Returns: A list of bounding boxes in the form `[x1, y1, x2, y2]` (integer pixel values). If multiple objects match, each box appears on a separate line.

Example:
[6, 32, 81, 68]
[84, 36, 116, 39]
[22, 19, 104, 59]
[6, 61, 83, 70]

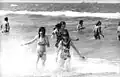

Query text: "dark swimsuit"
[60, 39, 71, 60]
[55, 30, 63, 48]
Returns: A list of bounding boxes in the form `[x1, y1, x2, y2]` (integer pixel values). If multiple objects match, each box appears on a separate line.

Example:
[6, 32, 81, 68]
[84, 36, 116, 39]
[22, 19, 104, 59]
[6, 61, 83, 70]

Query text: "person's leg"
[94, 33, 97, 40]
[36, 55, 40, 68]
[98, 34, 101, 40]
[65, 57, 71, 71]
[57, 53, 65, 68]
[41, 54, 46, 67]
[118, 35, 120, 41]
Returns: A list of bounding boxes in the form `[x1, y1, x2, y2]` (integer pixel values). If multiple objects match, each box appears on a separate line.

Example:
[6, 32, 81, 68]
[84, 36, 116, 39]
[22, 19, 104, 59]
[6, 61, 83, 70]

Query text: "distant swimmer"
[93, 21, 104, 40]
[21, 27, 50, 68]
[56, 29, 85, 70]
[76, 20, 85, 32]
[0, 17, 10, 33]
[117, 22, 120, 41]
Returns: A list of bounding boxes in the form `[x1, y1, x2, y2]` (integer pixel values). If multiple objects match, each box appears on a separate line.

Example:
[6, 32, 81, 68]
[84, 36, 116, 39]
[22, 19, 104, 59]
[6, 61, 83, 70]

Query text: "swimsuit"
[60, 39, 71, 60]
[37, 36, 47, 57]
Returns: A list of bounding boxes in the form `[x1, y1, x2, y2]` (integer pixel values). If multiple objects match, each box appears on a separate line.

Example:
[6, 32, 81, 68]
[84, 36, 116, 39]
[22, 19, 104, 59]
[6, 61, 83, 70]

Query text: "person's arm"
[70, 37, 79, 41]
[71, 41, 85, 59]
[45, 36, 50, 47]
[51, 29, 57, 39]
[21, 35, 38, 46]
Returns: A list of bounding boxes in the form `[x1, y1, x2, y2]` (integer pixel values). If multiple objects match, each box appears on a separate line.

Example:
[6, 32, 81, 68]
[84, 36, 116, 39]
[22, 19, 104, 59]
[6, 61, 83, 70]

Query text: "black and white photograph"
[0, 0, 120, 77]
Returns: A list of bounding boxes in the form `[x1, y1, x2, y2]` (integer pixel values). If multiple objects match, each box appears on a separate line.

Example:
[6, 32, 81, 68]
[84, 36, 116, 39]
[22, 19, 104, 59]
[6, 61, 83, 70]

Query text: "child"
[117, 22, 120, 41]
[21, 27, 50, 67]
[77, 20, 85, 32]
[1, 17, 10, 33]
[56, 29, 85, 70]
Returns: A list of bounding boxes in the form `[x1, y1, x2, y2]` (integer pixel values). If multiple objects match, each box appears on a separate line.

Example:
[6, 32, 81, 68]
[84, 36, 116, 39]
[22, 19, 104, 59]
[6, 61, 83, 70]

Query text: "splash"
[0, 10, 120, 19]
[0, 38, 119, 77]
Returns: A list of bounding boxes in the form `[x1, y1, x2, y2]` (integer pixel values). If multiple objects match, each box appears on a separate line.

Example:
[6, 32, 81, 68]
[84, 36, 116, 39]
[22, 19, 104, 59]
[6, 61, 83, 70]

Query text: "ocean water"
[0, 3, 120, 19]
[0, 3, 120, 77]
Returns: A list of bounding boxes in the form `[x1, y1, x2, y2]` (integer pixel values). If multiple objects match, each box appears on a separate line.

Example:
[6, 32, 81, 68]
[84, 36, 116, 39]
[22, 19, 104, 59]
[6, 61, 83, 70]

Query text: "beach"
[0, 3, 120, 77]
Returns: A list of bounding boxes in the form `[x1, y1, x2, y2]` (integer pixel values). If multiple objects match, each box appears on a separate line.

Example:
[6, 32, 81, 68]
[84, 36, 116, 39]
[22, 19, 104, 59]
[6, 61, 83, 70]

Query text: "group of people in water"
[1, 16, 120, 70]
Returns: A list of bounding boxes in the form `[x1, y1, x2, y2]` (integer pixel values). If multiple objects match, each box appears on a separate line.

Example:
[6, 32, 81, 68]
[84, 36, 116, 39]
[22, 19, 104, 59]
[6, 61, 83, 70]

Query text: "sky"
[0, 0, 120, 3]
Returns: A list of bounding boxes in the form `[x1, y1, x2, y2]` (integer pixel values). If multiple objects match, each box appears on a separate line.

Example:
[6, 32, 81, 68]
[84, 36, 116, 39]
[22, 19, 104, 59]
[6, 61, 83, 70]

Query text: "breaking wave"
[0, 10, 120, 19]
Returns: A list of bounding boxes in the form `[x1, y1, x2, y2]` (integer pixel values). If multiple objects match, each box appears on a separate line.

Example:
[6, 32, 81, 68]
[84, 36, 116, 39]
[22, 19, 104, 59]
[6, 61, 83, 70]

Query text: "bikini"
[37, 36, 47, 57]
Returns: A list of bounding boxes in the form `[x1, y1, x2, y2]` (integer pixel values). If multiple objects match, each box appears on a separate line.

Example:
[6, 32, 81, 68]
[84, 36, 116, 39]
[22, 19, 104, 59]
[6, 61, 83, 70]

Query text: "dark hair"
[4, 17, 8, 21]
[38, 27, 46, 38]
[79, 20, 83, 24]
[60, 21, 66, 26]
[96, 21, 102, 26]
[53, 23, 61, 30]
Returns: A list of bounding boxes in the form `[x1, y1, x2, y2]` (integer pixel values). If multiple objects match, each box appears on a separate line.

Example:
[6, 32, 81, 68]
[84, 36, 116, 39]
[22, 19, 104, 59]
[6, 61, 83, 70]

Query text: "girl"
[21, 27, 50, 67]
[93, 21, 104, 40]
[51, 21, 79, 62]
[56, 29, 85, 70]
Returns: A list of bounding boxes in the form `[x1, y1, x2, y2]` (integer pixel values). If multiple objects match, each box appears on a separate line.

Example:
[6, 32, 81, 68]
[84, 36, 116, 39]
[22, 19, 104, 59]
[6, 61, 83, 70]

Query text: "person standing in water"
[52, 21, 79, 48]
[51, 21, 79, 61]
[56, 29, 85, 70]
[21, 27, 50, 68]
[93, 21, 104, 40]
[77, 20, 85, 32]
[117, 22, 120, 41]
[0, 17, 10, 33]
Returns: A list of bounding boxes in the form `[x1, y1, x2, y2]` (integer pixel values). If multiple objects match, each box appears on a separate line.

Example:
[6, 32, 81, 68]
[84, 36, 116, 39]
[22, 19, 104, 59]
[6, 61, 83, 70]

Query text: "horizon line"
[0, 1, 120, 3]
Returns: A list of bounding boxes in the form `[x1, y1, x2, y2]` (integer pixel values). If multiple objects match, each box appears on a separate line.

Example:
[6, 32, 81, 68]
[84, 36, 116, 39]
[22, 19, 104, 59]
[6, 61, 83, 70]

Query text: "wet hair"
[79, 20, 83, 24]
[96, 21, 102, 26]
[4, 17, 8, 21]
[38, 27, 46, 38]
[60, 21, 66, 26]
[53, 23, 61, 30]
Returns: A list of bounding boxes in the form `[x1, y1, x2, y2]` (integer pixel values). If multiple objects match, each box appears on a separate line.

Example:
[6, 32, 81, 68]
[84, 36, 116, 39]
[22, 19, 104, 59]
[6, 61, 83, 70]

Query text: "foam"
[0, 10, 120, 19]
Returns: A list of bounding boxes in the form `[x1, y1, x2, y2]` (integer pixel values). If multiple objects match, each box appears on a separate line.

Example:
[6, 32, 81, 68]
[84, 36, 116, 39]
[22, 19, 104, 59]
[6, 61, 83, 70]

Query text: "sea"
[0, 2, 120, 77]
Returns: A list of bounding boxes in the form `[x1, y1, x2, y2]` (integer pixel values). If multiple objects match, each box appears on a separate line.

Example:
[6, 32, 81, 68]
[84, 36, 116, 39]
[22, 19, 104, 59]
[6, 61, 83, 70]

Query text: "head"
[53, 23, 61, 30]
[4, 17, 8, 21]
[62, 29, 70, 42]
[96, 21, 102, 26]
[79, 20, 83, 25]
[60, 21, 66, 29]
[38, 27, 46, 37]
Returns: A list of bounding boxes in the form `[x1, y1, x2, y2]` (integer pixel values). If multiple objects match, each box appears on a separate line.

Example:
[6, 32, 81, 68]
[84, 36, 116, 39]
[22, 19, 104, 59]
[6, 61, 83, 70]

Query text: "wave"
[0, 10, 120, 19]
[10, 4, 18, 7]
